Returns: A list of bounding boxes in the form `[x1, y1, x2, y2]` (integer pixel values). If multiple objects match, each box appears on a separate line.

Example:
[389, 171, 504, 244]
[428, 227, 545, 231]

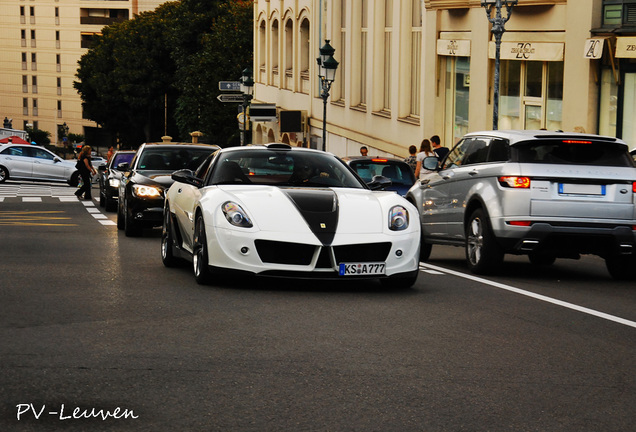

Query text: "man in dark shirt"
[431, 135, 449, 160]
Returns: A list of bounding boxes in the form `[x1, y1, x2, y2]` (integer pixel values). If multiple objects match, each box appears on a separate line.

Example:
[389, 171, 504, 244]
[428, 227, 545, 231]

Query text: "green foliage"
[74, 0, 254, 148]
[25, 126, 51, 146]
[68, 133, 84, 144]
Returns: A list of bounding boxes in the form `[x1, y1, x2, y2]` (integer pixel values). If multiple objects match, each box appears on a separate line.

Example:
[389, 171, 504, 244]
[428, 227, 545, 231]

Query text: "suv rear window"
[513, 140, 634, 167]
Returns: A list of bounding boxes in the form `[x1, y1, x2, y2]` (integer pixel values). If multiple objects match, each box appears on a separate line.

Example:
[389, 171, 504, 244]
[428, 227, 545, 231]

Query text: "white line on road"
[420, 263, 636, 329]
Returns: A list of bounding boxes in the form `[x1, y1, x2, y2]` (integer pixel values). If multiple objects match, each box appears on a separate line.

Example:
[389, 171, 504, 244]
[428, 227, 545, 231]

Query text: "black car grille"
[254, 240, 392, 266]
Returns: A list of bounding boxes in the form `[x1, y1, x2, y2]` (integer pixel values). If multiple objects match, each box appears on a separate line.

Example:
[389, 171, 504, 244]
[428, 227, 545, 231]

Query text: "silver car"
[406, 130, 636, 280]
[0, 143, 79, 185]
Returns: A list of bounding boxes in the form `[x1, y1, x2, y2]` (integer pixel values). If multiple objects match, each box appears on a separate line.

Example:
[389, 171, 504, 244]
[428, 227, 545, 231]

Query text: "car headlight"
[222, 201, 252, 228]
[108, 178, 120, 188]
[132, 184, 162, 198]
[389, 205, 409, 231]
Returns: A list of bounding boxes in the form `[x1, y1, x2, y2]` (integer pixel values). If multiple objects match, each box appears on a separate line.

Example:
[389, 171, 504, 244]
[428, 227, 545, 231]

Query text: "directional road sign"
[219, 81, 242, 91]
[217, 94, 244, 103]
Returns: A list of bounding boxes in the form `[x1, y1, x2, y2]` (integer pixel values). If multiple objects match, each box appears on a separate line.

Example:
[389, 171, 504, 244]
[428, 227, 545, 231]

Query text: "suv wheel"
[605, 254, 636, 280]
[465, 208, 503, 274]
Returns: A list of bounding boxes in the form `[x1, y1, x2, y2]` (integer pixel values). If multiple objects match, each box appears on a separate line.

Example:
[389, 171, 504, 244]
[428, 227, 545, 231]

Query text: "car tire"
[419, 234, 432, 262]
[528, 252, 556, 266]
[124, 198, 142, 237]
[161, 206, 178, 267]
[105, 198, 117, 212]
[0, 165, 8, 183]
[68, 171, 80, 187]
[193, 214, 213, 284]
[99, 190, 105, 207]
[380, 271, 418, 289]
[465, 208, 504, 274]
[116, 200, 125, 230]
[605, 254, 636, 281]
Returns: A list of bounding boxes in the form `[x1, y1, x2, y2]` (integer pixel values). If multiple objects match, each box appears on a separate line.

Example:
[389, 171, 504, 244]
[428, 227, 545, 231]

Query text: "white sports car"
[162, 144, 421, 288]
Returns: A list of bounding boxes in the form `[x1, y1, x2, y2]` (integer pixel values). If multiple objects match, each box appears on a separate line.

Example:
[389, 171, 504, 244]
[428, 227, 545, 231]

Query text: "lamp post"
[316, 40, 339, 152]
[481, 0, 517, 130]
[240, 67, 254, 146]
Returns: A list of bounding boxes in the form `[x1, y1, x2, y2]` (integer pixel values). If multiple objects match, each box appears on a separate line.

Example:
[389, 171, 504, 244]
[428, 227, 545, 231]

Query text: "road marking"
[0, 210, 76, 226]
[22, 197, 42, 202]
[421, 262, 636, 329]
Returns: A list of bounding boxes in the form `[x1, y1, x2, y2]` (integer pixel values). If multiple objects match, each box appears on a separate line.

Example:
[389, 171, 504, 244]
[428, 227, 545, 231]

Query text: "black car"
[117, 142, 219, 236]
[342, 156, 416, 196]
[98, 150, 136, 211]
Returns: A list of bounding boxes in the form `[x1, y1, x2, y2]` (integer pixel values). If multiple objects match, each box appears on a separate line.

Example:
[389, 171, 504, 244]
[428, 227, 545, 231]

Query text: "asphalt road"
[1, 181, 634, 431]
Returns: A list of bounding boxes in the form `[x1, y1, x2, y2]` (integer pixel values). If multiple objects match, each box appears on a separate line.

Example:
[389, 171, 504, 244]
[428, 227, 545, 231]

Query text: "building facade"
[253, 0, 636, 158]
[0, 0, 165, 148]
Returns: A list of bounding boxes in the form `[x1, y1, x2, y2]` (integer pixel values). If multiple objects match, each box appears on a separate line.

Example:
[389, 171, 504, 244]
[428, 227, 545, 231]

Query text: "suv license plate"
[558, 183, 606, 196]
[339, 262, 386, 276]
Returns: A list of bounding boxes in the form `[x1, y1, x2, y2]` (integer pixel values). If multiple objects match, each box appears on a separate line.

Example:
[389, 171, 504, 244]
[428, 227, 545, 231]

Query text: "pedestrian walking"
[75, 145, 96, 200]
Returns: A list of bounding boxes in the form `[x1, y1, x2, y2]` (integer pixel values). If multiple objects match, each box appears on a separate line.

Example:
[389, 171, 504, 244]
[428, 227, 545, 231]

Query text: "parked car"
[161, 144, 421, 288]
[342, 156, 417, 196]
[406, 130, 636, 280]
[0, 143, 79, 185]
[117, 142, 219, 236]
[631, 147, 635, 162]
[98, 150, 136, 211]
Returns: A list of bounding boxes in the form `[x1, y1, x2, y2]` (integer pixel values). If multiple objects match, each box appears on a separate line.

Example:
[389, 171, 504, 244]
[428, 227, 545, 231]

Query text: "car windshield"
[349, 160, 415, 185]
[137, 147, 214, 171]
[513, 139, 634, 167]
[209, 150, 365, 188]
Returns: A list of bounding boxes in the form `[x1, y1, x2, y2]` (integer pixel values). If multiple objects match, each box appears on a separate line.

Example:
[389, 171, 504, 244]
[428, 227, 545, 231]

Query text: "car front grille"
[254, 240, 393, 267]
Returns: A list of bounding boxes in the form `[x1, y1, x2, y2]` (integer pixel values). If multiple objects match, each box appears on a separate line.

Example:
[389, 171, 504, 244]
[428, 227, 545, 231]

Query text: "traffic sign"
[219, 81, 241, 91]
[217, 94, 244, 103]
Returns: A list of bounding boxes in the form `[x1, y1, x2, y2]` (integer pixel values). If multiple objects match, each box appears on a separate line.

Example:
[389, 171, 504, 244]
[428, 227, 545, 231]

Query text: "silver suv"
[406, 130, 636, 280]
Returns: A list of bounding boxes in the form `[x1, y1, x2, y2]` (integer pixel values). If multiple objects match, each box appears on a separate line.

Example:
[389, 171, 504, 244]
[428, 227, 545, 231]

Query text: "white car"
[0, 143, 79, 185]
[162, 144, 421, 288]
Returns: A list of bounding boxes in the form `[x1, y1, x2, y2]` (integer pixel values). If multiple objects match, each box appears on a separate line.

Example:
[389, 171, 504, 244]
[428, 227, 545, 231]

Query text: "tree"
[170, 0, 254, 146]
[74, 3, 180, 147]
[25, 126, 51, 146]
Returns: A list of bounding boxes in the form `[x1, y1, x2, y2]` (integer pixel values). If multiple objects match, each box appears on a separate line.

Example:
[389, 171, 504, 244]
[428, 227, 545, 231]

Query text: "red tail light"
[371, 158, 388, 163]
[562, 140, 592, 144]
[498, 176, 531, 188]
[633, 182, 636, 193]
[508, 221, 532, 226]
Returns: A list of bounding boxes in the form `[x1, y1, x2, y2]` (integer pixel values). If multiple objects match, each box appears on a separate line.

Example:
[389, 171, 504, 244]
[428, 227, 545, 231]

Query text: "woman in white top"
[414, 138, 436, 179]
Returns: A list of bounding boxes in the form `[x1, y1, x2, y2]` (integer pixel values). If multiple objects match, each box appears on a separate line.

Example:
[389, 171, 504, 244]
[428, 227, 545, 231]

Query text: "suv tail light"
[498, 176, 531, 188]
[633, 182, 636, 193]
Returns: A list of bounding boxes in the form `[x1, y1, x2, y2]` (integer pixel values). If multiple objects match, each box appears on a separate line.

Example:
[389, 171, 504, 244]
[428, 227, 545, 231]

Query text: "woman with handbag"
[74, 145, 97, 200]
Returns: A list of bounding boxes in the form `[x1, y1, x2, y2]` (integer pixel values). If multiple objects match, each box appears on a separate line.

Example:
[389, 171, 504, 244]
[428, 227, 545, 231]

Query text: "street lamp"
[481, 0, 517, 130]
[240, 67, 254, 146]
[317, 40, 339, 152]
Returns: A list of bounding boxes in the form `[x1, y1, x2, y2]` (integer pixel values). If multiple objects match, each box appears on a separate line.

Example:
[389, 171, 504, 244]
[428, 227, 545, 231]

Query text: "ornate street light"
[240, 67, 254, 146]
[317, 40, 339, 152]
[481, 0, 517, 130]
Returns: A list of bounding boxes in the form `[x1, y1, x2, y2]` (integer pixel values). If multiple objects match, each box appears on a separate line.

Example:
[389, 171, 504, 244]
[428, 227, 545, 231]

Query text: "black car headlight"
[222, 201, 253, 228]
[389, 205, 409, 231]
[132, 184, 162, 198]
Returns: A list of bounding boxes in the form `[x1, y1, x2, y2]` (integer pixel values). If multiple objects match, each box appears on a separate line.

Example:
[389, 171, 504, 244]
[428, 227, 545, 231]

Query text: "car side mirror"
[117, 162, 130, 171]
[367, 175, 392, 191]
[54, 157, 62, 163]
[423, 156, 439, 171]
[172, 169, 203, 188]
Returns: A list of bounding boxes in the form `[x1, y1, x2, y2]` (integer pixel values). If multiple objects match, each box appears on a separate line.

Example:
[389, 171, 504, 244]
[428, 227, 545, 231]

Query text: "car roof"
[140, 142, 219, 149]
[219, 143, 334, 156]
[463, 130, 628, 147]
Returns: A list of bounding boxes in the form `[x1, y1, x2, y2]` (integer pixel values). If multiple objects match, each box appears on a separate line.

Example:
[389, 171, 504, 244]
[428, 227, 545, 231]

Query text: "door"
[0, 146, 33, 179]
[30, 147, 67, 181]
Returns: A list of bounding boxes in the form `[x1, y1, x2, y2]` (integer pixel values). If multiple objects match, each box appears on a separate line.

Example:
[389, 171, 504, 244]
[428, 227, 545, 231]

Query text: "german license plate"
[558, 183, 605, 195]
[339, 262, 386, 276]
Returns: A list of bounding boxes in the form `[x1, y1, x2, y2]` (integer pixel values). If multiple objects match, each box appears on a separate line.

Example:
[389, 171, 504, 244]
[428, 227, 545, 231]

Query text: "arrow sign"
[217, 94, 244, 103]
[219, 81, 241, 91]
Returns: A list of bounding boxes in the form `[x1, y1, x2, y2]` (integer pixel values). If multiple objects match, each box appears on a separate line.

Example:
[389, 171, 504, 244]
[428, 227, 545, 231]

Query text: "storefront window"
[599, 68, 618, 137]
[444, 57, 470, 146]
[499, 60, 563, 130]
[622, 72, 636, 145]
[499, 61, 521, 129]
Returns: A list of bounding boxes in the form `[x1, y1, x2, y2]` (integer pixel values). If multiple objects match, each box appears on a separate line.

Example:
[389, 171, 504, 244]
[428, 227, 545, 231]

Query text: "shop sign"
[489, 42, 564, 61]
[436, 39, 471, 57]
[584, 38, 605, 59]
[616, 37, 636, 58]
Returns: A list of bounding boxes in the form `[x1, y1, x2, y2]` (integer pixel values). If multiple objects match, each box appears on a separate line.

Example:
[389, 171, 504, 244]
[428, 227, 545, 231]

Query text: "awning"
[584, 38, 608, 59]
[488, 42, 564, 61]
[0, 135, 30, 144]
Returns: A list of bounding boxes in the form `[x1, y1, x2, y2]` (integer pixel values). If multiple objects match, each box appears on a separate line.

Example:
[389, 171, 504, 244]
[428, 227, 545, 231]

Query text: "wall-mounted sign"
[584, 38, 606, 59]
[436, 39, 471, 57]
[489, 42, 564, 61]
[616, 37, 636, 58]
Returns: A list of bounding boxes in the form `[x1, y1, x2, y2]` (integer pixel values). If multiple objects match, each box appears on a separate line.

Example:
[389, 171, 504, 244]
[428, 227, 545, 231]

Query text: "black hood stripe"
[282, 188, 339, 246]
